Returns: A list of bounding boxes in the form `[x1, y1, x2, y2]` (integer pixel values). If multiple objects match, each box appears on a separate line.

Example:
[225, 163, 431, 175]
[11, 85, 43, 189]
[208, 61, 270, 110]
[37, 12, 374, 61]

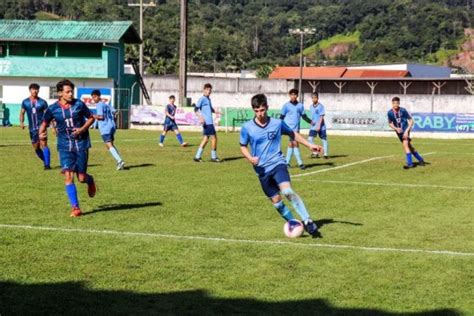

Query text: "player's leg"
[159, 125, 168, 146]
[194, 135, 208, 162]
[319, 129, 329, 158]
[275, 165, 318, 235]
[173, 126, 188, 147]
[402, 138, 415, 168]
[286, 140, 294, 166]
[76, 150, 96, 197]
[31, 131, 45, 163]
[40, 137, 51, 169]
[258, 168, 295, 221]
[292, 141, 305, 169]
[104, 131, 124, 170]
[308, 130, 318, 158]
[408, 141, 425, 165]
[210, 130, 220, 162]
[60, 151, 81, 216]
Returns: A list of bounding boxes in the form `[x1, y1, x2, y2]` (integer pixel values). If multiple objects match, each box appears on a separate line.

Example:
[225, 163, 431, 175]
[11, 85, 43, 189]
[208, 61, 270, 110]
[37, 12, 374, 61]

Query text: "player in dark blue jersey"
[39, 80, 97, 217]
[240, 93, 322, 236]
[387, 96, 425, 169]
[280, 89, 312, 170]
[19, 83, 52, 169]
[159, 95, 188, 147]
[92, 90, 125, 170]
[194, 83, 220, 162]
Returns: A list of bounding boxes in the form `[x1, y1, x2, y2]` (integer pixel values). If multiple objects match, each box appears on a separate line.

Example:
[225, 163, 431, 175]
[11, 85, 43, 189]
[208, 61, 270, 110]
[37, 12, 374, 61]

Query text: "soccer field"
[0, 127, 473, 315]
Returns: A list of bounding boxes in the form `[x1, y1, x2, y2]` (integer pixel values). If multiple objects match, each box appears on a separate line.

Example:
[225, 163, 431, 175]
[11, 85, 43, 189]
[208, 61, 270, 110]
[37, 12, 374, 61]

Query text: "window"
[58, 43, 102, 58]
[49, 86, 59, 99]
[0, 44, 5, 57]
[9, 42, 55, 57]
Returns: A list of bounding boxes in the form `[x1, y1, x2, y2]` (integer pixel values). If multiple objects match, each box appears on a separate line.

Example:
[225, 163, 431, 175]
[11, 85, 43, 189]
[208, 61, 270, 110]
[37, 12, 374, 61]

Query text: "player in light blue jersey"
[308, 92, 329, 159]
[159, 95, 188, 147]
[240, 93, 322, 236]
[39, 80, 97, 217]
[91, 90, 125, 170]
[19, 83, 52, 169]
[280, 89, 312, 170]
[194, 83, 220, 162]
[388, 96, 425, 169]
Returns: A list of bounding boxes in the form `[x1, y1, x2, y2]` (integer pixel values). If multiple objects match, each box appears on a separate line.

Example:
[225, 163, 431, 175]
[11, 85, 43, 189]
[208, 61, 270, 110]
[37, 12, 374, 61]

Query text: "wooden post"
[179, 0, 188, 107]
[334, 81, 346, 94]
[432, 81, 446, 95]
[366, 81, 378, 112]
[399, 81, 412, 95]
[464, 78, 474, 95]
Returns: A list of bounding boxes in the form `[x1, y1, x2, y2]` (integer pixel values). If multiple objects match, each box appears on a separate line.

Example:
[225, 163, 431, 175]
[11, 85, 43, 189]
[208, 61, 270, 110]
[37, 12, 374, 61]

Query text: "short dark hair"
[91, 89, 101, 97]
[169, 95, 175, 99]
[204, 83, 213, 89]
[56, 79, 75, 92]
[312, 92, 319, 97]
[289, 88, 299, 95]
[392, 96, 400, 102]
[29, 83, 40, 90]
[251, 94, 268, 109]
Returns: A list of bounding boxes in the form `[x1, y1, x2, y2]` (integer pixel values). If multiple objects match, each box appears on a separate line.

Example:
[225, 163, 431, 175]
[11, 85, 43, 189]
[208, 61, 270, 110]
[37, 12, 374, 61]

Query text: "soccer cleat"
[70, 206, 82, 217]
[403, 164, 416, 169]
[87, 177, 97, 198]
[158, 143, 164, 147]
[116, 161, 125, 171]
[311, 153, 319, 158]
[418, 160, 426, 167]
[44, 165, 52, 170]
[299, 164, 306, 170]
[303, 219, 318, 236]
[323, 155, 329, 159]
[193, 158, 203, 162]
[181, 142, 189, 147]
[211, 158, 221, 163]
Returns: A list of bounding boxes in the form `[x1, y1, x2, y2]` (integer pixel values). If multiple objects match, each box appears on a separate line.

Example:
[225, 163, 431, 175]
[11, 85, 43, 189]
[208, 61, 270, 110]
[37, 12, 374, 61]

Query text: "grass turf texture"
[1, 127, 473, 315]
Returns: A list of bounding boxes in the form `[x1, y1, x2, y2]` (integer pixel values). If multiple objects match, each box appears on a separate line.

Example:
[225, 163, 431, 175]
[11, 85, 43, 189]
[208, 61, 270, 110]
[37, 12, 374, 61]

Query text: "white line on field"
[293, 179, 473, 191]
[0, 224, 472, 257]
[0, 137, 202, 146]
[293, 152, 437, 178]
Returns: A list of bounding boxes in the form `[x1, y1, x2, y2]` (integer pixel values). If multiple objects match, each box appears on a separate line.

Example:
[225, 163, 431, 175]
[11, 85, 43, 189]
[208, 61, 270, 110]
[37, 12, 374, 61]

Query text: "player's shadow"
[311, 218, 363, 239]
[326, 154, 349, 159]
[303, 162, 334, 169]
[222, 156, 245, 162]
[124, 163, 156, 170]
[85, 201, 162, 215]
[0, 281, 461, 315]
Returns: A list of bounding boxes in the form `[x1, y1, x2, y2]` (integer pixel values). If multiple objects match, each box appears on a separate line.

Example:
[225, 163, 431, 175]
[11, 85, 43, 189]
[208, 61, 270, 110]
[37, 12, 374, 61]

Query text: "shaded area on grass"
[124, 163, 156, 170]
[0, 281, 461, 315]
[85, 202, 163, 215]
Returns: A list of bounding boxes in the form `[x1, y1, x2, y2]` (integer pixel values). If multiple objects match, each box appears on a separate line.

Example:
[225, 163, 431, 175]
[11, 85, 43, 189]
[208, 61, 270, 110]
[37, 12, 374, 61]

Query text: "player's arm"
[94, 103, 104, 121]
[302, 113, 312, 124]
[165, 108, 174, 120]
[282, 122, 322, 153]
[403, 117, 414, 139]
[239, 126, 258, 165]
[315, 115, 324, 131]
[19, 102, 26, 129]
[72, 103, 95, 137]
[194, 100, 205, 124]
[39, 109, 53, 140]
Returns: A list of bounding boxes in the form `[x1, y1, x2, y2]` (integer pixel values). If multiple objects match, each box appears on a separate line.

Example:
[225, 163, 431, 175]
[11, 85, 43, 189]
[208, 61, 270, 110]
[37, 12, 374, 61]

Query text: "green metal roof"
[0, 20, 141, 44]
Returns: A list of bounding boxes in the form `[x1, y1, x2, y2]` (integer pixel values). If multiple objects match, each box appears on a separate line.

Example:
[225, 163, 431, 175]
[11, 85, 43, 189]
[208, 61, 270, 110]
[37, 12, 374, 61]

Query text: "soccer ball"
[283, 219, 304, 238]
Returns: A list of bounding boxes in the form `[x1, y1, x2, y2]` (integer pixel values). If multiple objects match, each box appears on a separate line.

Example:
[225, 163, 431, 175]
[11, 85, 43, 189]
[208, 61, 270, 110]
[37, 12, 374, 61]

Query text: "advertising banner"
[412, 113, 474, 133]
[130, 105, 222, 126]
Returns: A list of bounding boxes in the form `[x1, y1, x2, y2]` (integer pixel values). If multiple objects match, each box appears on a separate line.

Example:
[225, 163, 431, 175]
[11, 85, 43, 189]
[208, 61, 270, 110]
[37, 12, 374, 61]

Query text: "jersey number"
[65, 118, 74, 128]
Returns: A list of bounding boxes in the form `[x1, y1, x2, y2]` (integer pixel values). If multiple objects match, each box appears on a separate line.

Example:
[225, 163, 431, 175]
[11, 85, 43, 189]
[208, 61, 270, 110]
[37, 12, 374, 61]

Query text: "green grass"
[1, 127, 473, 315]
[303, 31, 361, 56]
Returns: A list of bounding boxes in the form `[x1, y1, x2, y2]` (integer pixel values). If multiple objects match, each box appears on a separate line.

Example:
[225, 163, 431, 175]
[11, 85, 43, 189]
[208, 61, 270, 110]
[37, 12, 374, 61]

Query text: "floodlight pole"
[128, 1, 156, 104]
[289, 28, 315, 95]
[179, 0, 188, 107]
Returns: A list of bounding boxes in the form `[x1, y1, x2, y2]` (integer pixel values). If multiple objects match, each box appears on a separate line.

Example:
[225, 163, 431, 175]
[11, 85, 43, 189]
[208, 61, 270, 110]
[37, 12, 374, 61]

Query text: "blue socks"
[109, 147, 123, 163]
[413, 151, 424, 162]
[195, 147, 204, 159]
[286, 147, 294, 164]
[294, 148, 303, 166]
[42, 147, 50, 167]
[322, 139, 328, 156]
[282, 188, 310, 222]
[176, 134, 184, 145]
[273, 201, 295, 221]
[65, 183, 79, 207]
[406, 153, 413, 166]
[35, 148, 44, 162]
[211, 149, 217, 160]
[159, 134, 165, 144]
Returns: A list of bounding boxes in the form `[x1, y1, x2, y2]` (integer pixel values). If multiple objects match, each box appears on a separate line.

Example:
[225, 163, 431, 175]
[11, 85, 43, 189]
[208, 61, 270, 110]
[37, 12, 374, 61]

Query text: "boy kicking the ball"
[240, 93, 322, 236]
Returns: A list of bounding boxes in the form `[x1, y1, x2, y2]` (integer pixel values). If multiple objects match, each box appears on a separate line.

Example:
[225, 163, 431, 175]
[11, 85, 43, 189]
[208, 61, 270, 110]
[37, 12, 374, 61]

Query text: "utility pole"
[289, 28, 315, 94]
[128, 0, 156, 104]
[179, 0, 188, 107]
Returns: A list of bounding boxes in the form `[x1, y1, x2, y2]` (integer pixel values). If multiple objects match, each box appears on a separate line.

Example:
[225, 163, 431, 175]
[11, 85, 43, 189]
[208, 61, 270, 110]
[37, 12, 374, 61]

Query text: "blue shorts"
[203, 124, 216, 136]
[164, 122, 178, 131]
[101, 132, 115, 143]
[397, 132, 411, 143]
[258, 164, 291, 198]
[59, 150, 89, 174]
[309, 129, 327, 139]
[29, 130, 40, 144]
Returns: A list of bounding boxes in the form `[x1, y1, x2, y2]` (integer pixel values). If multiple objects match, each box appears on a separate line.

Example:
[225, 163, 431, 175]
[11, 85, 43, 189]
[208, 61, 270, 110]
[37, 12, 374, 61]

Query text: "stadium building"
[0, 19, 142, 127]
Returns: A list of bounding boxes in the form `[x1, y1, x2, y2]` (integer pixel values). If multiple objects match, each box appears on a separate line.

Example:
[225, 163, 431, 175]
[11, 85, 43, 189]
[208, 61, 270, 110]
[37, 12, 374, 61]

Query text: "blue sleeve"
[240, 125, 249, 146]
[194, 97, 203, 112]
[43, 108, 53, 124]
[319, 105, 325, 116]
[403, 108, 412, 119]
[387, 111, 394, 123]
[281, 121, 295, 138]
[280, 104, 288, 116]
[80, 102, 92, 119]
[96, 103, 104, 116]
[21, 100, 27, 110]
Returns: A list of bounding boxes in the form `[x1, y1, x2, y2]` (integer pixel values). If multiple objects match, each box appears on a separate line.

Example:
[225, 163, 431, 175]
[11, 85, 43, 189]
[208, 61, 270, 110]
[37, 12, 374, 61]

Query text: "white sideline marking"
[293, 152, 437, 178]
[0, 137, 202, 146]
[294, 179, 473, 191]
[1, 224, 473, 257]
[293, 155, 394, 178]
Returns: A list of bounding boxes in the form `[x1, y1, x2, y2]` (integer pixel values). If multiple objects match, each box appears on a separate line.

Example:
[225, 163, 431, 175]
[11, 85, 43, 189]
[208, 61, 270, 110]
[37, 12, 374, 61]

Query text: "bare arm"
[389, 122, 402, 133]
[19, 108, 26, 129]
[316, 115, 324, 131]
[39, 121, 48, 140]
[293, 131, 323, 153]
[240, 145, 259, 165]
[72, 116, 95, 137]
[94, 115, 104, 121]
